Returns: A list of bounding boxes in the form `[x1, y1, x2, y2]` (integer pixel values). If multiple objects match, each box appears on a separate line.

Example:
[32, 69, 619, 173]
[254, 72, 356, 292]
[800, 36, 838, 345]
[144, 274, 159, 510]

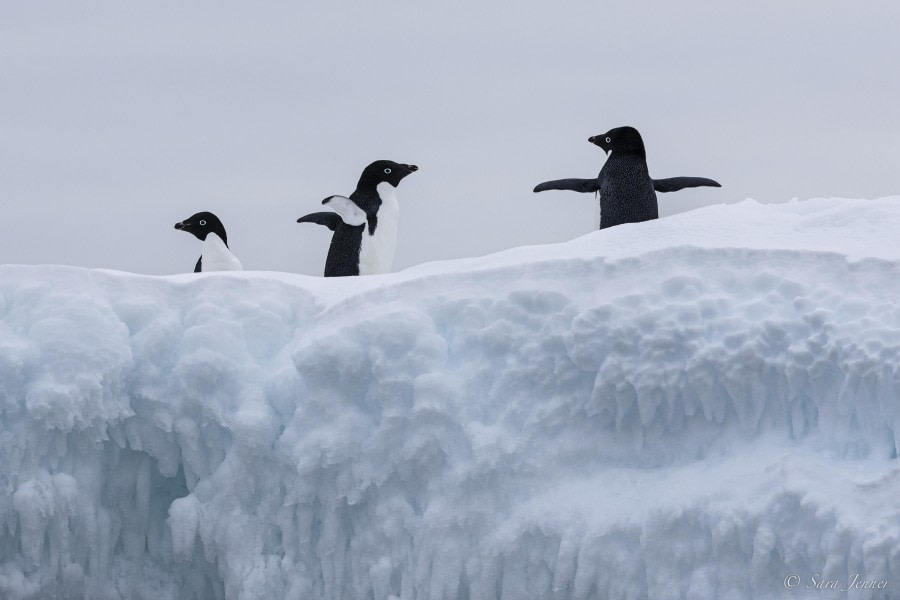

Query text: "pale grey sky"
[2, 2, 899, 275]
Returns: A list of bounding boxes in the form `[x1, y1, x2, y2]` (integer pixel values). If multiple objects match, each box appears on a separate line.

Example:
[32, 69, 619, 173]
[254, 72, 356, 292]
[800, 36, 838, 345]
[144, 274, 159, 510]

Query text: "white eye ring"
[605, 137, 611, 143]
[199, 220, 207, 226]
[384, 168, 391, 174]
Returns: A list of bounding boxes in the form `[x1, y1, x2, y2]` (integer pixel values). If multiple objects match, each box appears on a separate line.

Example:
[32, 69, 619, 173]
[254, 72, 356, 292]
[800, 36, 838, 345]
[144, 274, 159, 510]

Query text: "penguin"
[297, 160, 418, 277]
[173, 211, 243, 272]
[533, 126, 720, 230]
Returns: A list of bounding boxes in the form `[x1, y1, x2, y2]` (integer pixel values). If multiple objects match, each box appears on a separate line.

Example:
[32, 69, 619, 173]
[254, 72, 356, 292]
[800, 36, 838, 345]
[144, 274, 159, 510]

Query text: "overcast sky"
[2, 2, 899, 275]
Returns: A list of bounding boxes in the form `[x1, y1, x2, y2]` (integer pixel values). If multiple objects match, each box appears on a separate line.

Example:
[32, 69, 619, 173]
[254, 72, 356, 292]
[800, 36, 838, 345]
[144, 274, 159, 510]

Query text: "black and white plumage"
[297, 160, 418, 277]
[533, 126, 721, 230]
[173, 211, 243, 272]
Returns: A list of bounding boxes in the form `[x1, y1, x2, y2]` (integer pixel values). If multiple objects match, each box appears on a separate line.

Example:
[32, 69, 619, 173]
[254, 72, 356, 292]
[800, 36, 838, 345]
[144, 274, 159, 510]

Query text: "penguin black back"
[322, 225, 366, 277]
[591, 127, 657, 228]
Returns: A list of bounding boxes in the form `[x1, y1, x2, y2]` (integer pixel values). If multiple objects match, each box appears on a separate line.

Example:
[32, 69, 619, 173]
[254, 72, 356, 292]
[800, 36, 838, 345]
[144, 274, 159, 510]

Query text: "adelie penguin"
[174, 211, 243, 272]
[533, 126, 721, 230]
[297, 160, 418, 277]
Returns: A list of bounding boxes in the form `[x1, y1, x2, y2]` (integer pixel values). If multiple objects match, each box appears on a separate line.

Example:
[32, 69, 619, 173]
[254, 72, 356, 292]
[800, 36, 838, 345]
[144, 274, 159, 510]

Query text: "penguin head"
[358, 160, 418, 189]
[589, 126, 646, 158]
[174, 211, 228, 244]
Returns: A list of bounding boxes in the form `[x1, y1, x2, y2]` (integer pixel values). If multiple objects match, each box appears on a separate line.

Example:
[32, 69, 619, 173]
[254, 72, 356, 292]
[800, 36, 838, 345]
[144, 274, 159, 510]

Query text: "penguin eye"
[605, 137, 611, 143]
[384, 168, 392, 174]
[199, 220, 207, 226]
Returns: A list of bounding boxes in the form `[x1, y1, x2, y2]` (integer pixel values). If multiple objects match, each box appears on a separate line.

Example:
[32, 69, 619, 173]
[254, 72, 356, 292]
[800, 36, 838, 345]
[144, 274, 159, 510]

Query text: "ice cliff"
[1, 198, 899, 599]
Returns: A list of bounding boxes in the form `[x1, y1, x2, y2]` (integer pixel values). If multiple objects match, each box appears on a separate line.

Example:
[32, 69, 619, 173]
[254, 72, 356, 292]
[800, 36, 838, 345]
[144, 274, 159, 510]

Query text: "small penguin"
[174, 211, 243, 272]
[297, 160, 418, 277]
[533, 126, 720, 230]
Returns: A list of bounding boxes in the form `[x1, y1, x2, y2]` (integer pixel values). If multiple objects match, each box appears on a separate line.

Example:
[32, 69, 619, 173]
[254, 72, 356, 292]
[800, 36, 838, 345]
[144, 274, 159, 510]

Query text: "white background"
[2, 1, 898, 275]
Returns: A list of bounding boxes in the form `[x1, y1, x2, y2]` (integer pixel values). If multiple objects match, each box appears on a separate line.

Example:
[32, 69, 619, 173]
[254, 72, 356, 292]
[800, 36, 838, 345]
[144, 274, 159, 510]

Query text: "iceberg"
[1, 198, 898, 599]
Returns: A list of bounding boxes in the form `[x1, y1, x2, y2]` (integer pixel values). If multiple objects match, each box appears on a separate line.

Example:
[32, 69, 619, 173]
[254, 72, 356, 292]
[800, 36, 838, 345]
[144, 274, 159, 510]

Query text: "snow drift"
[1, 198, 899, 600]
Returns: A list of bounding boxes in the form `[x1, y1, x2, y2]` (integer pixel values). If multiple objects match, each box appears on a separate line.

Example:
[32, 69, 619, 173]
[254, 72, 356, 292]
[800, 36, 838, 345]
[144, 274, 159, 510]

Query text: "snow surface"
[1, 197, 899, 600]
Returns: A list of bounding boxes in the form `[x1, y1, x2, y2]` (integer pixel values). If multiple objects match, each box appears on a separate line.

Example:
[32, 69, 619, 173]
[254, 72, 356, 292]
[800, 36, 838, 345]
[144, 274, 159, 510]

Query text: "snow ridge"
[1, 198, 899, 599]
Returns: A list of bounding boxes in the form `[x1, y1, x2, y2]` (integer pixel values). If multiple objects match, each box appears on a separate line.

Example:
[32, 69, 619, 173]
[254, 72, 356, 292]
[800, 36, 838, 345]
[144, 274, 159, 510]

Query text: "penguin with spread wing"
[534, 126, 720, 230]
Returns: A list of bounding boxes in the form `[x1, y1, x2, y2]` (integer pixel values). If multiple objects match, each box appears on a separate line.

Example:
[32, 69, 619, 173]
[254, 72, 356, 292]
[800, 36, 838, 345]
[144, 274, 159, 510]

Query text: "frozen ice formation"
[1, 198, 899, 599]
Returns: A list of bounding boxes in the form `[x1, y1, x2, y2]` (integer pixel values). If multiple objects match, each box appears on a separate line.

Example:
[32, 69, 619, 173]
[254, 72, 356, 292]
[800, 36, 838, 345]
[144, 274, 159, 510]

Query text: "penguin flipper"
[533, 178, 600, 193]
[321, 195, 367, 226]
[652, 177, 721, 193]
[194, 257, 202, 273]
[297, 212, 344, 231]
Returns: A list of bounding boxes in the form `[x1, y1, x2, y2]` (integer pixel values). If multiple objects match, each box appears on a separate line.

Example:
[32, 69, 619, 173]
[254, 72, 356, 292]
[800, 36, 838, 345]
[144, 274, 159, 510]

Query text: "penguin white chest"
[201, 233, 243, 271]
[358, 182, 399, 275]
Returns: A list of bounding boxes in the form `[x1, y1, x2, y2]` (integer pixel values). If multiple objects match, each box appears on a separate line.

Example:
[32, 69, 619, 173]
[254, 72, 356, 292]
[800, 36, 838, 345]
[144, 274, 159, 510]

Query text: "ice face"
[1, 197, 900, 599]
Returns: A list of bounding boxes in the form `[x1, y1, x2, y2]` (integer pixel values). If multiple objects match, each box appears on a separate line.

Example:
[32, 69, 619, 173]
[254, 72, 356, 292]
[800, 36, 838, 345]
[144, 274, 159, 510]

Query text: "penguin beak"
[588, 136, 609, 155]
[407, 164, 418, 172]
[174, 222, 185, 230]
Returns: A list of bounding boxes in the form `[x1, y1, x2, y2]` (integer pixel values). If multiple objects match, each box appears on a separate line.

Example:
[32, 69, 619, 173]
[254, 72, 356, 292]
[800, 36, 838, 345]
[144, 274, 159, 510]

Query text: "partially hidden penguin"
[297, 160, 418, 277]
[533, 126, 720, 229]
[174, 211, 243, 272]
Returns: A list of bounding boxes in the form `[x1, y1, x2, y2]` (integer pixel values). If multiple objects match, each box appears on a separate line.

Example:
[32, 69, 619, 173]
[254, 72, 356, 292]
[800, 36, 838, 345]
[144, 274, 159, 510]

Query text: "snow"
[1, 197, 899, 599]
